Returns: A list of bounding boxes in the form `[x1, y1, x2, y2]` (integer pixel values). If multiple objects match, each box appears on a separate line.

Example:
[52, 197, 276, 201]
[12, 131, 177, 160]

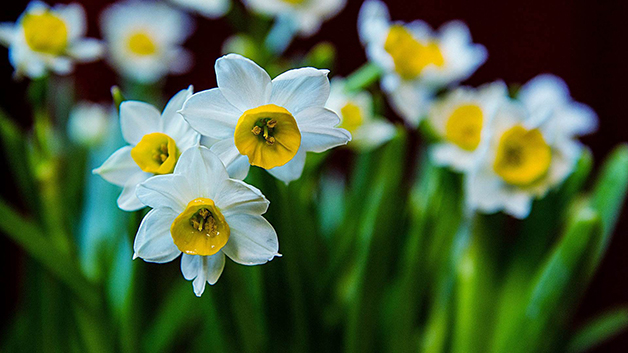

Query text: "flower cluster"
[356, 1, 597, 219]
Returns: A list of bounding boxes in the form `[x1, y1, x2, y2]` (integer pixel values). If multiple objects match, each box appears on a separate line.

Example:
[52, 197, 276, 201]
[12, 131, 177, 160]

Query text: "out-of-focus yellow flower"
[465, 75, 597, 219]
[133, 146, 280, 296]
[100, 1, 195, 83]
[0, 1, 103, 79]
[357, 0, 487, 126]
[169, 0, 231, 19]
[326, 77, 395, 151]
[427, 82, 507, 171]
[243, 0, 346, 37]
[94, 87, 200, 211]
[180, 54, 351, 184]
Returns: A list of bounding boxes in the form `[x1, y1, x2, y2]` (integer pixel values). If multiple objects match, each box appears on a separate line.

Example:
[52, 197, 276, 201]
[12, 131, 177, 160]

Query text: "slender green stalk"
[345, 62, 382, 93]
[567, 307, 628, 353]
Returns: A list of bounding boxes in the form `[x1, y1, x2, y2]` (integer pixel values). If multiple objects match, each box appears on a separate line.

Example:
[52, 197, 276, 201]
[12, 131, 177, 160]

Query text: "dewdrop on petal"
[133, 146, 280, 296]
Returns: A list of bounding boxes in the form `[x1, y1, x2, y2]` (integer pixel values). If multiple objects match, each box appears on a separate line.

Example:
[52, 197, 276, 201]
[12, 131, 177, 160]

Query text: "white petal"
[55, 2, 86, 40]
[210, 138, 250, 180]
[0, 23, 16, 46]
[171, 0, 231, 19]
[181, 253, 225, 296]
[180, 88, 241, 139]
[519, 74, 570, 110]
[167, 47, 194, 75]
[117, 182, 147, 211]
[67, 39, 103, 62]
[266, 148, 307, 184]
[222, 214, 279, 265]
[215, 54, 272, 111]
[216, 179, 269, 216]
[136, 174, 193, 211]
[161, 86, 200, 148]
[297, 107, 351, 153]
[133, 208, 181, 263]
[93, 146, 147, 187]
[49, 57, 73, 75]
[386, 83, 432, 127]
[430, 143, 475, 172]
[174, 146, 229, 199]
[351, 120, 396, 150]
[358, 0, 390, 45]
[270, 68, 330, 114]
[120, 101, 162, 145]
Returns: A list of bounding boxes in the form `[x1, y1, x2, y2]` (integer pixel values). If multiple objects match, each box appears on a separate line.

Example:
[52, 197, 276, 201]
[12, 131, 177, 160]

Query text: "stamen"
[267, 119, 277, 128]
[266, 136, 275, 145]
[252, 126, 262, 135]
[263, 126, 270, 140]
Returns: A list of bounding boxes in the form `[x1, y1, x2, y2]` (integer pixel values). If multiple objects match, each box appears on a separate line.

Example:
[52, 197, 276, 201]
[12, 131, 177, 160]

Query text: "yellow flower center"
[22, 11, 68, 55]
[384, 25, 444, 80]
[170, 198, 230, 256]
[282, 0, 306, 4]
[445, 104, 483, 151]
[127, 31, 157, 56]
[234, 104, 301, 170]
[339, 102, 363, 134]
[130, 132, 179, 174]
[493, 125, 552, 186]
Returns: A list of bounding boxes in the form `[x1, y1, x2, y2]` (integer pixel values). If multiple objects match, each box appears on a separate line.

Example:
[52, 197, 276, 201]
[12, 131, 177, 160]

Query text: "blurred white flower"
[465, 99, 585, 219]
[100, 1, 195, 83]
[169, 0, 230, 19]
[358, 0, 487, 126]
[180, 54, 351, 184]
[428, 81, 507, 172]
[518, 74, 598, 143]
[243, 0, 346, 37]
[134, 146, 279, 296]
[67, 102, 112, 147]
[0, 1, 103, 79]
[94, 87, 200, 211]
[326, 77, 395, 151]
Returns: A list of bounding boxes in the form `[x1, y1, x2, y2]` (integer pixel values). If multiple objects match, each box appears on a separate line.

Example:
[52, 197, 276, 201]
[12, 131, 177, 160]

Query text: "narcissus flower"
[134, 146, 279, 296]
[518, 74, 598, 143]
[243, 0, 346, 37]
[0, 1, 103, 79]
[326, 77, 396, 151]
[427, 81, 507, 171]
[358, 0, 487, 126]
[169, 0, 231, 19]
[180, 54, 351, 184]
[94, 87, 200, 211]
[100, 1, 194, 83]
[465, 98, 587, 219]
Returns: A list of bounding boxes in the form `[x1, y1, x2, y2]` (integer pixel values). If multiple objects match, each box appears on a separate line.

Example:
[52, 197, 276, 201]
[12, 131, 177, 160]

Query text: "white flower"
[243, 0, 346, 37]
[427, 81, 507, 172]
[357, 0, 487, 126]
[169, 0, 230, 19]
[100, 1, 195, 83]
[465, 100, 584, 219]
[94, 87, 201, 211]
[67, 102, 112, 147]
[180, 54, 351, 184]
[134, 146, 279, 296]
[518, 74, 598, 143]
[325, 77, 395, 151]
[0, 1, 103, 79]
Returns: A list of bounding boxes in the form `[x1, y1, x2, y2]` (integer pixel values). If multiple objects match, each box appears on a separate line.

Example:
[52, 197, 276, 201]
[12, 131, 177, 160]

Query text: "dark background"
[1, 0, 627, 351]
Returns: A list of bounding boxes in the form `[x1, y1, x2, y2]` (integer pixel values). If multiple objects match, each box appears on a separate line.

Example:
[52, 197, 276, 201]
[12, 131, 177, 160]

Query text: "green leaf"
[567, 307, 628, 353]
[0, 197, 101, 310]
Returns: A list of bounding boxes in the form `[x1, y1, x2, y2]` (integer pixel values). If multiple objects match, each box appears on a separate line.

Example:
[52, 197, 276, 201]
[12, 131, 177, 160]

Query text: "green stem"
[345, 62, 382, 93]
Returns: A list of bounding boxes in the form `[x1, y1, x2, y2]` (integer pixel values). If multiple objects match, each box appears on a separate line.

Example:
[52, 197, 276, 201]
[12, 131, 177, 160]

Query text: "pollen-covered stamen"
[171, 198, 230, 256]
[235, 104, 301, 169]
[131, 132, 179, 174]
